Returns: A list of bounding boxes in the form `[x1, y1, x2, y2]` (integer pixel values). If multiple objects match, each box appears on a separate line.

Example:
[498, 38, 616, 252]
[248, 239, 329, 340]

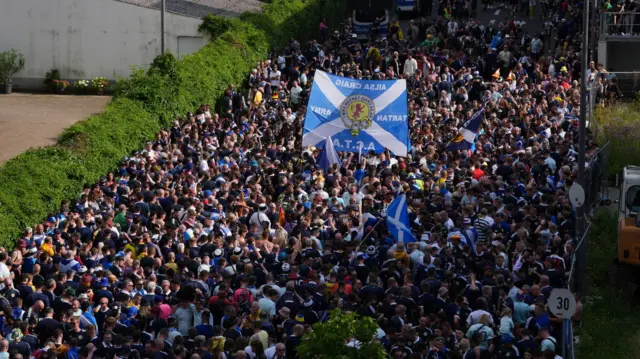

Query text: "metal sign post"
[549, 288, 577, 359]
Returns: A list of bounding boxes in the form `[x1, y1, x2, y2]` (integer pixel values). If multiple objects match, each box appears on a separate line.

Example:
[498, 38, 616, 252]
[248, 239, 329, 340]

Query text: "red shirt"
[473, 168, 485, 180]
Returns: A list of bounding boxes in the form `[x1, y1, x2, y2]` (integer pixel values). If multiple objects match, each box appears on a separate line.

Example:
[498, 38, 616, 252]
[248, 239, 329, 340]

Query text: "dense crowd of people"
[0, 2, 609, 359]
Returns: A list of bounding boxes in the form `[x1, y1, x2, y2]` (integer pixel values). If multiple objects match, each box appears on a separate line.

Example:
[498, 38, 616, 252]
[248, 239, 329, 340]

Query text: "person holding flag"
[316, 135, 341, 174]
[385, 194, 417, 244]
[445, 106, 485, 152]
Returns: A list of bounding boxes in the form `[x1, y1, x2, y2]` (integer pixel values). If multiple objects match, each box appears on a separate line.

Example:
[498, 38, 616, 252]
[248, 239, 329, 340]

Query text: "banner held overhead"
[302, 70, 410, 157]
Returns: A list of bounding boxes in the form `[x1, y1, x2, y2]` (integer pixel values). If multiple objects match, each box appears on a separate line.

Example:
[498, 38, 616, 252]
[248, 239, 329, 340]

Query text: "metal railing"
[601, 11, 640, 36]
[588, 72, 640, 109]
[561, 67, 613, 358]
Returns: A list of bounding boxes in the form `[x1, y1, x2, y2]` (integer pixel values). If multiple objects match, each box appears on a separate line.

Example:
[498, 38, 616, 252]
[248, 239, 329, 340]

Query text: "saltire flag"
[302, 70, 410, 157]
[445, 107, 485, 152]
[385, 194, 417, 244]
[316, 135, 342, 174]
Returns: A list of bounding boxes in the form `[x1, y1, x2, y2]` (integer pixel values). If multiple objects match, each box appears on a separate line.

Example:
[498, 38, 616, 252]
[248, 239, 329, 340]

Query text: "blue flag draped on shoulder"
[302, 70, 410, 157]
[385, 194, 417, 243]
[445, 107, 485, 152]
[316, 135, 341, 174]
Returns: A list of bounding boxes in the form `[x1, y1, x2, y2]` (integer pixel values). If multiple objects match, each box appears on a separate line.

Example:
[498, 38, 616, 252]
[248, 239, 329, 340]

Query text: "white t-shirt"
[0, 262, 10, 286]
[250, 211, 272, 229]
[467, 309, 495, 326]
[270, 70, 282, 87]
[264, 345, 277, 359]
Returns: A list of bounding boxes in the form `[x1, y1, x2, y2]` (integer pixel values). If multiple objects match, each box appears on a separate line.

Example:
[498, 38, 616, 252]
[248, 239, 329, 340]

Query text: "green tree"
[296, 310, 386, 359]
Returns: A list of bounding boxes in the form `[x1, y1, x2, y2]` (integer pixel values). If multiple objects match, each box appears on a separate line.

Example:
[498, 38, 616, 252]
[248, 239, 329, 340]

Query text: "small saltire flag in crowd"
[445, 107, 485, 152]
[317, 135, 342, 174]
[385, 194, 417, 243]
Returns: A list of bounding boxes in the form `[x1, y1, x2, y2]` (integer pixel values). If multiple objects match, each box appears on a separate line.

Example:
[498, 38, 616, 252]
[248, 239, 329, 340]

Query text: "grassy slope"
[577, 100, 640, 358]
[576, 209, 640, 359]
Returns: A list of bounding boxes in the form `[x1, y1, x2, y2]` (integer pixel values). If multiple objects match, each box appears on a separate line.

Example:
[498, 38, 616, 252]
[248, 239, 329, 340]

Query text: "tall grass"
[595, 100, 640, 175]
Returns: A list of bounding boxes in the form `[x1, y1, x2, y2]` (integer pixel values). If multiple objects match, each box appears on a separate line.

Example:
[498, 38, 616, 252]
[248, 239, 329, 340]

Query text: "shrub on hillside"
[198, 15, 234, 40]
[0, 0, 348, 246]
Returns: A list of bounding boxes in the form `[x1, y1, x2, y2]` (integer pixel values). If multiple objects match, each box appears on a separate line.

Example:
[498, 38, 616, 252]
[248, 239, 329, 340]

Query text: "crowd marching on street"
[0, 1, 617, 359]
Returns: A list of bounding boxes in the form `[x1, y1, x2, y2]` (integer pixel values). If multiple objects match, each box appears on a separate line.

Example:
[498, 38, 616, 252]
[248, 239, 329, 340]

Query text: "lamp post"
[576, 0, 590, 298]
[161, 0, 166, 55]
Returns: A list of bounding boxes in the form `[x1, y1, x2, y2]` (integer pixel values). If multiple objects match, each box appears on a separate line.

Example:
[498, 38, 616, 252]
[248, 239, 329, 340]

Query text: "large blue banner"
[302, 70, 410, 157]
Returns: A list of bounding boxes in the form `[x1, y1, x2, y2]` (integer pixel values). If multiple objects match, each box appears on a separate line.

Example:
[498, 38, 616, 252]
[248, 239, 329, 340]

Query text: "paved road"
[0, 94, 110, 164]
[396, 5, 545, 36]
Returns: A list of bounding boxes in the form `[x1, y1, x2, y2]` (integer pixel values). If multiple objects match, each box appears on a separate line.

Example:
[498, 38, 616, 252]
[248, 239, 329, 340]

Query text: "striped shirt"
[474, 217, 493, 243]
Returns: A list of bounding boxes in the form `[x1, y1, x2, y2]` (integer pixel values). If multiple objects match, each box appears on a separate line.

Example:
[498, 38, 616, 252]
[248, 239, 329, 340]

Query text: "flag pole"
[354, 218, 386, 254]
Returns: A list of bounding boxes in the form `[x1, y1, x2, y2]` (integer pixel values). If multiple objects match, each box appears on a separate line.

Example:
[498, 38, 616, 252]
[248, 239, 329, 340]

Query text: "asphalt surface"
[396, 4, 545, 36]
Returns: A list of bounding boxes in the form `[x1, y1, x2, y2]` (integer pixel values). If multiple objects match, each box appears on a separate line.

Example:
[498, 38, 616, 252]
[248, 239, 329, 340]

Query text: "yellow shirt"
[125, 243, 138, 258]
[41, 243, 54, 257]
[367, 48, 381, 62]
[253, 90, 263, 106]
[394, 250, 411, 268]
[165, 262, 178, 272]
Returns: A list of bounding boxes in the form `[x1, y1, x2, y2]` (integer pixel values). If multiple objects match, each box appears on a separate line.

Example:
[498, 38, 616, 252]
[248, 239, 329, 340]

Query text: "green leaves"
[296, 310, 386, 359]
[198, 15, 234, 40]
[0, 49, 25, 83]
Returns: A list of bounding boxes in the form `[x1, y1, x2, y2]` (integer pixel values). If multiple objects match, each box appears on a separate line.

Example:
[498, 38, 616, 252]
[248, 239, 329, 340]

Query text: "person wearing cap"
[249, 204, 272, 230]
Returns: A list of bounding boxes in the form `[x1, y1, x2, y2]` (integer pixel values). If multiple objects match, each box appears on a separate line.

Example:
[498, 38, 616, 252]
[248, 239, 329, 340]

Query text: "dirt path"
[0, 94, 110, 164]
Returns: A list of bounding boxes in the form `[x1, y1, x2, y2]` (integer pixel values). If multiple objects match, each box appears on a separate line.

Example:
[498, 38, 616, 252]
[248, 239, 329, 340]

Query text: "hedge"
[0, 0, 348, 247]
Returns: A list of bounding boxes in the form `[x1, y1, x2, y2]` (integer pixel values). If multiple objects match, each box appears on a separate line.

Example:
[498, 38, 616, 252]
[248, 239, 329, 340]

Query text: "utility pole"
[576, 0, 590, 297]
[161, 0, 166, 55]
[591, 0, 598, 62]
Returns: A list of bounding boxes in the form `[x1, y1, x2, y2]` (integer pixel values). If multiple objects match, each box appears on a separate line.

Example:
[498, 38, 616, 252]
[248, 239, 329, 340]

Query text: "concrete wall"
[598, 40, 608, 70]
[0, 0, 206, 90]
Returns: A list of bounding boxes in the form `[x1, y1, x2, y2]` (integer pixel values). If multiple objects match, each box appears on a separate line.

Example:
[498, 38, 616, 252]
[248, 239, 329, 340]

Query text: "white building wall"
[598, 40, 608, 70]
[0, 0, 206, 86]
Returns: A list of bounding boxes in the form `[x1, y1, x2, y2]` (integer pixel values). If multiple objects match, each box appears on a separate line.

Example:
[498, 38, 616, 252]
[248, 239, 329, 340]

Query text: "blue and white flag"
[445, 107, 485, 152]
[302, 70, 410, 157]
[316, 135, 341, 173]
[385, 194, 417, 243]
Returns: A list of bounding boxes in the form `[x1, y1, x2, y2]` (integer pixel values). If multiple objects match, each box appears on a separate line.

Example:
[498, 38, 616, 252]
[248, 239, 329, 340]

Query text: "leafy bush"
[0, 0, 348, 245]
[0, 49, 25, 84]
[44, 69, 60, 90]
[297, 310, 386, 359]
[198, 15, 234, 40]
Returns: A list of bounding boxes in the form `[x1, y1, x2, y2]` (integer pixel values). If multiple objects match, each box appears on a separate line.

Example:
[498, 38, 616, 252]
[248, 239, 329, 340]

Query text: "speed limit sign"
[549, 288, 577, 318]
